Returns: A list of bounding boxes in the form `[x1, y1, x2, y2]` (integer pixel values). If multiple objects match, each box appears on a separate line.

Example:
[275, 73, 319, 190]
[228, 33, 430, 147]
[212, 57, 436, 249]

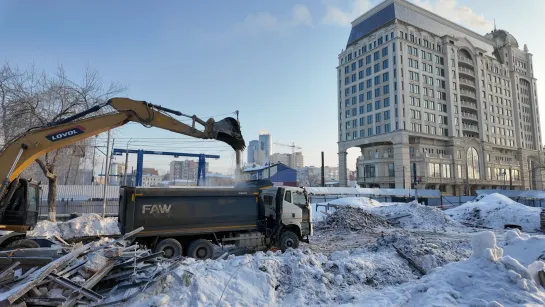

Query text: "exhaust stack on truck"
[118, 184, 313, 260]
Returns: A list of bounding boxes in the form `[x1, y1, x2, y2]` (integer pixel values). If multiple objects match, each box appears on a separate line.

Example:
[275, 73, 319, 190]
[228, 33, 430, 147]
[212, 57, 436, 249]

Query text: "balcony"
[458, 57, 474, 67]
[461, 100, 478, 110]
[459, 78, 476, 89]
[458, 67, 475, 77]
[463, 124, 479, 132]
[460, 90, 476, 100]
[461, 112, 478, 122]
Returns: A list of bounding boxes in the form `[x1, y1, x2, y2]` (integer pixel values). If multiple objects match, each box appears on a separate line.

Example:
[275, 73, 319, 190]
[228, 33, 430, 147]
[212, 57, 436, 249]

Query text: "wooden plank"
[47, 273, 103, 302]
[0, 262, 19, 280]
[61, 260, 116, 307]
[0, 244, 91, 307]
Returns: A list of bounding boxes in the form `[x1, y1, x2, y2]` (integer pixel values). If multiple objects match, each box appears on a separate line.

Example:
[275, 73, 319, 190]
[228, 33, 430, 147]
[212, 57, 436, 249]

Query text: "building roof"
[242, 162, 291, 173]
[484, 29, 519, 48]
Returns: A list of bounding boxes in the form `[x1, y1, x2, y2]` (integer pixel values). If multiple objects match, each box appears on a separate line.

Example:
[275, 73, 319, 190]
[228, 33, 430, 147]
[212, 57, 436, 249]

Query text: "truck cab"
[260, 186, 313, 249]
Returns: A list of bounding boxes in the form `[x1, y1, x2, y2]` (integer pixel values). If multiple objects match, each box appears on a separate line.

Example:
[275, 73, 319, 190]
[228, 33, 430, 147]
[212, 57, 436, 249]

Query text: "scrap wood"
[91, 258, 184, 307]
[54, 235, 70, 246]
[61, 260, 116, 307]
[47, 273, 103, 302]
[0, 243, 91, 307]
[393, 244, 426, 275]
[0, 261, 19, 280]
[87, 227, 144, 254]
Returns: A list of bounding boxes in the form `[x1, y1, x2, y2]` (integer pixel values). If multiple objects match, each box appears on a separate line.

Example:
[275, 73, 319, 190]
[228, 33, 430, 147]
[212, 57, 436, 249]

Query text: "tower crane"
[274, 142, 302, 155]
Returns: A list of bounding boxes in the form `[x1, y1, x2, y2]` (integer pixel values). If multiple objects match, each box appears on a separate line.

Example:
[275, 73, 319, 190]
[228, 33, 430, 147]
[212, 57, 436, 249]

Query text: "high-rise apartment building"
[337, 0, 545, 195]
[270, 152, 304, 168]
[259, 133, 272, 164]
[169, 159, 209, 181]
[247, 140, 261, 164]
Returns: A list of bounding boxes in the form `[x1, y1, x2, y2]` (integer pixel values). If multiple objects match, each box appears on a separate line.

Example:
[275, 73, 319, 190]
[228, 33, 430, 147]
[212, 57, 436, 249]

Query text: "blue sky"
[1, 0, 543, 175]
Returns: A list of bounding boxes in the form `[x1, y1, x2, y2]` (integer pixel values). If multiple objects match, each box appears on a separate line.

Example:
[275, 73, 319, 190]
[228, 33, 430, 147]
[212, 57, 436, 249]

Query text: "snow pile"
[445, 193, 541, 232]
[26, 220, 61, 238]
[128, 231, 545, 307]
[27, 214, 120, 239]
[312, 197, 386, 222]
[352, 231, 545, 306]
[328, 197, 383, 209]
[130, 248, 418, 306]
[315, 206, 392, 231]
[500, 229, 545, 266]
[367, 201, 464, 230]
[372, 232, 472, 272]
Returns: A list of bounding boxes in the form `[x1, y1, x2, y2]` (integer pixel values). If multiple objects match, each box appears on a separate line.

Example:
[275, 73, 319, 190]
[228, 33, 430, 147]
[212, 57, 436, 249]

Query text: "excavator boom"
[0, 97, 245, 187]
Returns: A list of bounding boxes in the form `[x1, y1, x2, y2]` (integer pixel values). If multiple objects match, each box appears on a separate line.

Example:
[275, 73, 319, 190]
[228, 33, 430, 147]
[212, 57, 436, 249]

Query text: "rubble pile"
[371, 232, 473, 273]
[315, 206, 392, 231]
[0, 227, 183, 307]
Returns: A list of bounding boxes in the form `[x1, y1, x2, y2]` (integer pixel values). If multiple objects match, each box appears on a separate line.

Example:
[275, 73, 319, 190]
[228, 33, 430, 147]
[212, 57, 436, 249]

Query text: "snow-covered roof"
[243, 162, 290, 172]
[477, 190, 545, 199]
[206, 173, 234, 179]
[305, 187, 441, 198]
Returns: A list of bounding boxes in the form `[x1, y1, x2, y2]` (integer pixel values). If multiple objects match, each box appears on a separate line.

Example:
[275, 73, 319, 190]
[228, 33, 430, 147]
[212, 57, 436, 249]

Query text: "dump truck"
[118, 184, 313, 259]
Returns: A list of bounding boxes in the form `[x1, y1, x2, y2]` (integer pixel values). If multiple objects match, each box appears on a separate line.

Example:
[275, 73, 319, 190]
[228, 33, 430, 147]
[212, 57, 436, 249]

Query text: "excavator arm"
[0, 97, 245, 188]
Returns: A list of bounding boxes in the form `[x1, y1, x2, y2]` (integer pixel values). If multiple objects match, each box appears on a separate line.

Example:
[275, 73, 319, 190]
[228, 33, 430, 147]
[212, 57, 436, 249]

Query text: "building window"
[467, 147, 481, 180]
[388, 163, 395, 177]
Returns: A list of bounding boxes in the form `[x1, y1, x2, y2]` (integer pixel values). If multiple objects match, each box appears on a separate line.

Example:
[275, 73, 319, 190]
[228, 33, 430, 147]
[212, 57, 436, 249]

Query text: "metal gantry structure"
[112, 149, 220, 186]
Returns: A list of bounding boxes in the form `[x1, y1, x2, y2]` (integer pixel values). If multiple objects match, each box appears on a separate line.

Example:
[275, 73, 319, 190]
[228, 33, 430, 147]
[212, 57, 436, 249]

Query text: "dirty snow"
[366, 201, 464, 231]
[27, 213, 120, 239]
[315, 206, 392, 231]
[446, 193, 541, 232]
[125, 231, 545, 307]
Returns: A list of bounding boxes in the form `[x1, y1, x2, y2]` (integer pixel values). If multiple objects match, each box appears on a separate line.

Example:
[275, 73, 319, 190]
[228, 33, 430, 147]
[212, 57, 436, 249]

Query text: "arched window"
[467, 147, 480, 179]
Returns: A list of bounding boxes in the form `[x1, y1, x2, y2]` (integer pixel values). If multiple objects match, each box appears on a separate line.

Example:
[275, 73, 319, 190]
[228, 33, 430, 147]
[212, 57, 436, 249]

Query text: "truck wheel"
[154, 238, 183, 259]
[6, 239, 40, 250]
[278, 231, 299, 252]
[187, 239, 214, 260]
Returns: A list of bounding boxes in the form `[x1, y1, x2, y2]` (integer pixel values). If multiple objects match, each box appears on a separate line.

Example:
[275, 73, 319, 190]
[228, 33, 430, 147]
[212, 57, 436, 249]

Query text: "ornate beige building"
[337, 0, 545, 195]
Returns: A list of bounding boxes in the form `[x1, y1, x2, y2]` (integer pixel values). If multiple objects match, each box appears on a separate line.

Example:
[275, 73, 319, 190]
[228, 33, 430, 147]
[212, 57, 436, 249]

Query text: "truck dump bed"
[119, 187, 260, 237]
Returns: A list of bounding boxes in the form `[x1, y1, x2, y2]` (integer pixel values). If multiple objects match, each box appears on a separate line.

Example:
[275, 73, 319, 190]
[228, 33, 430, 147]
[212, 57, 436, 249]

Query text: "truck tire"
[187, 239, 214, 260]
[154, 238, 183, 259]
[6, 239, 40, 250]
[278, 231, 299, 252]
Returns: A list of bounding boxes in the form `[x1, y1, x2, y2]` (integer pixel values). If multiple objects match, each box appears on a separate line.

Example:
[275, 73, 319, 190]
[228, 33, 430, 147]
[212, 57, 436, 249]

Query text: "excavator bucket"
[212, 117, 246, 151]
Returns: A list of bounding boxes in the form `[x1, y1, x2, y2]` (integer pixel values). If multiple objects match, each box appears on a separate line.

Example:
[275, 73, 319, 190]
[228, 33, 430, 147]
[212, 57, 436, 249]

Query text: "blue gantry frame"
[112, 149, 220, 186]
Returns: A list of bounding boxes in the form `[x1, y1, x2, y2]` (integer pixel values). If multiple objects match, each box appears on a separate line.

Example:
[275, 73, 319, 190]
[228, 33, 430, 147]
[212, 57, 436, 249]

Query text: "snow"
[445, 193, 542, 232]
[27, 213, 120, 239]
[327, 197, 383, 208]
[366, 201, 463, 230]
[500, 229, 545, 266]
[126, 231, 545, 307]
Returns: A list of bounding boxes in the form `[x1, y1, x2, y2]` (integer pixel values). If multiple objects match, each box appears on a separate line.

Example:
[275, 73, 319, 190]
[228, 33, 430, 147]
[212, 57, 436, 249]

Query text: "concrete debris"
[315, 206, 392, 231]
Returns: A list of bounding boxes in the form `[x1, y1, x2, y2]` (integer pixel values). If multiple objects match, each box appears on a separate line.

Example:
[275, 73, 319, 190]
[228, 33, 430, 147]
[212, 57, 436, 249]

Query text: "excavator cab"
[1, 179, 39, 230]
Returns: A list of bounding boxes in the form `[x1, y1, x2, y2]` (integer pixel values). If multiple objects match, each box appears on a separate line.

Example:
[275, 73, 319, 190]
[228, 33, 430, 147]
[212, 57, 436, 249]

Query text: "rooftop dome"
[484, 29, 519, 48]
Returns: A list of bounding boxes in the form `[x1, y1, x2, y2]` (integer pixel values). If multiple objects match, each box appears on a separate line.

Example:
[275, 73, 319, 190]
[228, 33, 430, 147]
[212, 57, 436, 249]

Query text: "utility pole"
[102, 130, 111, 218]
[321, 151, 325, 187]
[91, 137, 97, 184]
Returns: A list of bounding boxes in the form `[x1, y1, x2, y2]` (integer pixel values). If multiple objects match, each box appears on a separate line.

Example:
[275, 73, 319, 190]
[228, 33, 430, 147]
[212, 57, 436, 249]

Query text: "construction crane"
[274, 142, 302, 155]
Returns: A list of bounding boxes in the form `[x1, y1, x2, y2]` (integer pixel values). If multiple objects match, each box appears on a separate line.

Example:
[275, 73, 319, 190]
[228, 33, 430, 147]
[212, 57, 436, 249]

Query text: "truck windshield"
[292, 192, 307, 205]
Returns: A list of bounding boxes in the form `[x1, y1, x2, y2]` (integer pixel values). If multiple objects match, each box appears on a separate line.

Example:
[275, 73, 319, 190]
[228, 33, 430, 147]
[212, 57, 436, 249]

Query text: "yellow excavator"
[0, 97, 245, 249]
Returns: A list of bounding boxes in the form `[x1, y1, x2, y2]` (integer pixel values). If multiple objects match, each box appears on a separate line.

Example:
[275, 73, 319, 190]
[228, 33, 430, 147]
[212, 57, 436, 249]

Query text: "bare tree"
[298, 169, 321, 187]
[1, 63, 126, 221]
